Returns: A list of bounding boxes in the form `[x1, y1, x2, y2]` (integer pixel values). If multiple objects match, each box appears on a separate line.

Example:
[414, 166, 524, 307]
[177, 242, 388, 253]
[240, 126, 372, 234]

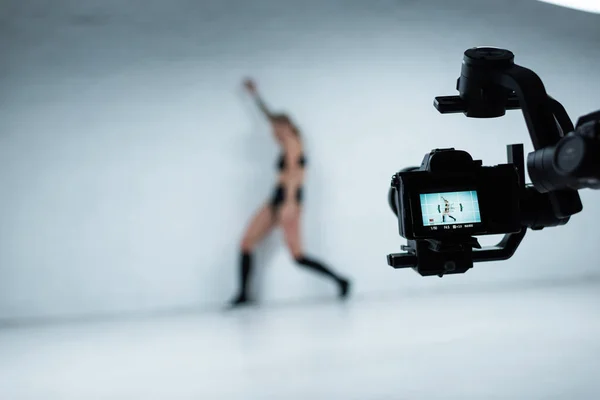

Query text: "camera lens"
[554, 136, 586, 175]
[444, 261, 457, 272]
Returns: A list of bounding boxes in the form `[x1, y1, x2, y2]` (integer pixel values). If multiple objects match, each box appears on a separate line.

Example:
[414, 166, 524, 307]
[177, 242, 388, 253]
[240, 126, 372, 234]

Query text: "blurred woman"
[229, 79, 351, 307]
[441, 197, 456, 223]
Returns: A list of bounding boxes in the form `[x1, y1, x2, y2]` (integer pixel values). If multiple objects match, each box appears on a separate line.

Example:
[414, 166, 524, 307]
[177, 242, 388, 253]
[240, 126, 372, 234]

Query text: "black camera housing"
[394, 149, 521, 241]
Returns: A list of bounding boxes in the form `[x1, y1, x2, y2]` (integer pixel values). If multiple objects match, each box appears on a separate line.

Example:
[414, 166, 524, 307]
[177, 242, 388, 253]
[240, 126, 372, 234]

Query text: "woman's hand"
[243, 78, 257, 94]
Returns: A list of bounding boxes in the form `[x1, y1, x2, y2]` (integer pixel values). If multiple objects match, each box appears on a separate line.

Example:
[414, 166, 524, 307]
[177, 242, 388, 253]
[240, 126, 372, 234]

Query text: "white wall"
[1, 0, 599, 322]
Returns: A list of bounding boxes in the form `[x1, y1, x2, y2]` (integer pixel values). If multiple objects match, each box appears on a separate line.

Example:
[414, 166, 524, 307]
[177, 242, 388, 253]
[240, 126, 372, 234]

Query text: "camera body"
[394, 148, 521, 241]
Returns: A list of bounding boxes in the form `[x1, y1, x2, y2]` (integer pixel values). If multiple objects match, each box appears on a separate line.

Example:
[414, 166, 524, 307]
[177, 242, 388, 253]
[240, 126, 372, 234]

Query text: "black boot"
[338, 278, 351, 300]
[229, 252, 254, 308]
[295, 255, 352, 300]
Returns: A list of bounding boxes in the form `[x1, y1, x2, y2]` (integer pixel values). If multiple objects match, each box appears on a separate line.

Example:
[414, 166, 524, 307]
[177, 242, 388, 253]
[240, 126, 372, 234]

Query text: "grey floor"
[1, 282, 599, 400]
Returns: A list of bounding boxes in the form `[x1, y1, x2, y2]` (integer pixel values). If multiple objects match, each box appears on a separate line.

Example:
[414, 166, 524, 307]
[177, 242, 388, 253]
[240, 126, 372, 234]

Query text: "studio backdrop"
[1, 0, 599, 322]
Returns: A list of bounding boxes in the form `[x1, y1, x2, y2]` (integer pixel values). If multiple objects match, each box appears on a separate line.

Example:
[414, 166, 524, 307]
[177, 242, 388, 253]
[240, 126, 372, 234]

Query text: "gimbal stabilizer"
[388, 47, 600, 277]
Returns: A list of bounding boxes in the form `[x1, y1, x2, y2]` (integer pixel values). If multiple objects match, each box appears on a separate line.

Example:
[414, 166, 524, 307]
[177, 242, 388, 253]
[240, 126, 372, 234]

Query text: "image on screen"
[419, 190, 482, 227]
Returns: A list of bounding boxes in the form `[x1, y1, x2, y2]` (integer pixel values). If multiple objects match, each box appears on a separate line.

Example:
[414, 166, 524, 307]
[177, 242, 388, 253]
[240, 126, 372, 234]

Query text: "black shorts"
[270, 184, 303, 210]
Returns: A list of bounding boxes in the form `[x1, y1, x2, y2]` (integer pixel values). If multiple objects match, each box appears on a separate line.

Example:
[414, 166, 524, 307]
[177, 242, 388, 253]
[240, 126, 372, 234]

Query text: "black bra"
[277, 153, 307, 170]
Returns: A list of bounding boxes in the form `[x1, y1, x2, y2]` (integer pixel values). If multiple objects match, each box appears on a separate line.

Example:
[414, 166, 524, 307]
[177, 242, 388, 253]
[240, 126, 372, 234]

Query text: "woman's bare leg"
[279, 206, 351, 299]
[241, 204, 276, 252]
[231, 204, 276, 306]
[278, 205, 303, 259]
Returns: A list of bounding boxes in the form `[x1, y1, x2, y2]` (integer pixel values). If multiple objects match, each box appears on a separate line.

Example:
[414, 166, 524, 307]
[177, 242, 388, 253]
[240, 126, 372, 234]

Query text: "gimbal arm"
[494, 64, 561, 149]
[435, 48, 583, 219]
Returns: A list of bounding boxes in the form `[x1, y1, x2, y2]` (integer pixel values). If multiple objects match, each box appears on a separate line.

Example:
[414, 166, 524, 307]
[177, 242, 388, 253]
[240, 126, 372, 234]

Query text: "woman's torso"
[276, 145, 306, 185]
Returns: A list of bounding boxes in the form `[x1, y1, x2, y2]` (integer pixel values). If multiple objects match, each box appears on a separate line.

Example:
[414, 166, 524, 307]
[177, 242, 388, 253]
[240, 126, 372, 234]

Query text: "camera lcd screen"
[419, 190, 482, 230]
